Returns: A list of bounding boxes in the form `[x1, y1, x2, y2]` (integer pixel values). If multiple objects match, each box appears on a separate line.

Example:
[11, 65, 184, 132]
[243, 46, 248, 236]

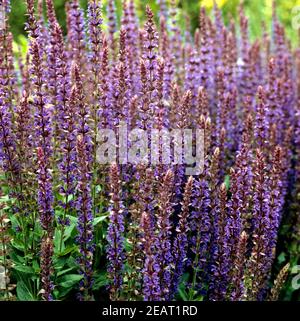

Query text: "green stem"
[189, 235, 201, 301]
[59, 193, 69, 254]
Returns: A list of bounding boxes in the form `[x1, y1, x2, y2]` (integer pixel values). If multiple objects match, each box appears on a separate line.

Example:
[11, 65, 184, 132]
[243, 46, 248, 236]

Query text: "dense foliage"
[0, 0, 300, 301]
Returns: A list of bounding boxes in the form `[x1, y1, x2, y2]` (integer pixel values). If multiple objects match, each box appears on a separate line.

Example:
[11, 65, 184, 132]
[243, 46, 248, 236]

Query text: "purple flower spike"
[76, 135, 94, 301]
[37, 146, 54, 301]
[157, 169, 174, 300]
[31, 40, 52, 159]
[107, 164, 125, 301]
[171, 176, 193, 298]
[37, 147, 54, 231]
[141, 212, 161, 301]
[40, 235, 54, 301]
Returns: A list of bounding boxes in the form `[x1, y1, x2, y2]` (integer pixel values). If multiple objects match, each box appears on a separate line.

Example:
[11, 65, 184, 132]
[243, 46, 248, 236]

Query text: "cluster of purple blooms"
[0, 0, 298, 301]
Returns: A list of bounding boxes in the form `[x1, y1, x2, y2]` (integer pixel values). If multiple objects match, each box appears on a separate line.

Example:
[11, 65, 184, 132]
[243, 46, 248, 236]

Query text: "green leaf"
[0, 195, 14, 203]
[53, 257, 68, 271]
[93, 216, 108, 226]
[58, 245, 77, 257]
[55, 286, 73, 299]
[124, 238, 132, 252]
[224, 175, 230, 190]
[63, 216, 77, 241]
[32, 260, 40, 273]
[57, 274, 83, 288]
[16, 281, 35, 301]
[10, 252, 25, 264]
[66, 256, 78, 268]
[11, 239, 25, 251]
[56, 267, 76, 277]
[13, 265, 35, 275]
[93, 271, 108, 290]
[178, 287, 188, 301]
[54, 229, 63, 249]
[9, 214, 19, 228]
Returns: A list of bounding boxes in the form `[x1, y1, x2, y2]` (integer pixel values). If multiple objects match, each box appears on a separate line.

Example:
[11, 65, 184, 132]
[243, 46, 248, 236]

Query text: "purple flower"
[46, 0, 58, 27]
[40, 235, 54, 301]
[15, 91, 33, 170]
[263, 146, 284, 284]
[230, 231, 248, 301]
[255, 86, 269, 150]
[209, 183, 231, 301]
[37, 147, 54, 231]
[107, 0, 117, 58]
[98, 38, 112, 129]
[121, 0, 139, 94]
[171, 176, 193, 298]
[0, 6, 19, 191]
[73, 63, 92, 151]
[25, 0, 39, 39]
[246, 148, 270, 300]
[141, 212, 161, 301]
[58, 85, 77, 217]
[0, 88, 19, 191]
[87, 0, 103, 76]
[76, 135, 94, 301]
[37, 146, 54, 301]
[107, 164, 125, 301]
[30, 40, 53, 159]
[67, 0, 86, 67]
[156, 169, 174, 300]
[54, 22, 71, 140]
[143, 5, 159, 115]
[190, 164, 211, 297]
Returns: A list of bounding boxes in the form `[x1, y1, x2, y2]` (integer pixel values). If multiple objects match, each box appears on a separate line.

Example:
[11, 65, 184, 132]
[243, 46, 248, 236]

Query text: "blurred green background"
[7, 0, 300, 45]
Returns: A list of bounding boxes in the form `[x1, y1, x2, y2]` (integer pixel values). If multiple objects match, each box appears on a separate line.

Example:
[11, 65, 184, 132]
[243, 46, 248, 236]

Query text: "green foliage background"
[7, 0, 300, 46]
